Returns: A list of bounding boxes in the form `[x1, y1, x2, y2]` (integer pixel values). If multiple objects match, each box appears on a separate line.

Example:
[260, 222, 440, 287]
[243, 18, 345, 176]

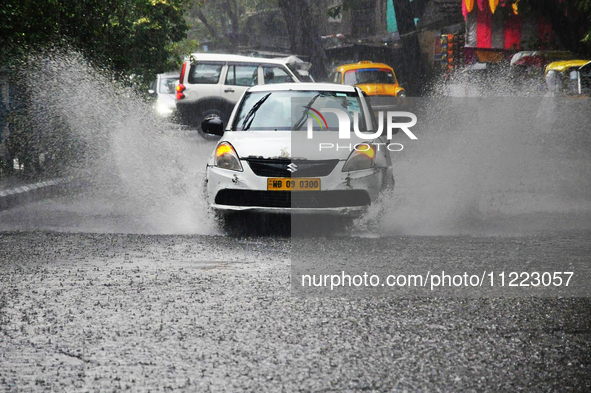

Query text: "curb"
[0, 176, 82, 211]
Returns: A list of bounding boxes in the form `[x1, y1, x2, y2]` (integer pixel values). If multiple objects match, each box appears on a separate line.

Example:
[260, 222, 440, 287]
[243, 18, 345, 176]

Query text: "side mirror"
[148, 89, 155, 95]
[201, 116, 224, 136]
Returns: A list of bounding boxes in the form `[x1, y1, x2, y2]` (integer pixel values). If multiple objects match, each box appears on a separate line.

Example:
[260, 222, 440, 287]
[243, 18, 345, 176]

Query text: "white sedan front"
[202, 83, 394, 216]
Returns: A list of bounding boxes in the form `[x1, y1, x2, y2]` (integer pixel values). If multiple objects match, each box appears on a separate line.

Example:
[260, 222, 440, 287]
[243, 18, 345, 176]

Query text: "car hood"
[220, 131, 381, 161]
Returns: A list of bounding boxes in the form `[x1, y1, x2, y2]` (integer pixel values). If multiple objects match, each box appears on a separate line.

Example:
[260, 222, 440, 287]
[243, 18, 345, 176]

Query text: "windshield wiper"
[241, 93, 272, 130]
[292, 93, 326, 130]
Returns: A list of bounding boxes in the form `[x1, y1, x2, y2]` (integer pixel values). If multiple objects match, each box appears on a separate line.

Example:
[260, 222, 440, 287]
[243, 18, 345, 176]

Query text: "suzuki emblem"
[287, 163, 298, 173]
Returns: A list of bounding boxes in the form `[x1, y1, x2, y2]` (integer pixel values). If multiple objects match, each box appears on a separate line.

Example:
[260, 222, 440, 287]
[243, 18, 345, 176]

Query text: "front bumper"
[206, 160, 385, 216]
[210, 205, 367, 216]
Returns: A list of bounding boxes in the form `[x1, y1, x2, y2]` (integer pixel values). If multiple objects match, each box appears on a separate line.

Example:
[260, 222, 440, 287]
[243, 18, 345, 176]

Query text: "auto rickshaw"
[545, 60, 591, 95]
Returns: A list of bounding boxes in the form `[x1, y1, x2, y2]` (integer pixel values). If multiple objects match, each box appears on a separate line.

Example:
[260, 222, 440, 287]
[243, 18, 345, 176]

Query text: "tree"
[392, 0, 425, 95]
[185, 0, 278, 49]
[0, 0, 189, 176]
[187, 0, 244, 39]
[276, 0, 329, 80]
[0, 0, 189, 84]
[514, 0, 591, 55]
[580, 0, 591, 46]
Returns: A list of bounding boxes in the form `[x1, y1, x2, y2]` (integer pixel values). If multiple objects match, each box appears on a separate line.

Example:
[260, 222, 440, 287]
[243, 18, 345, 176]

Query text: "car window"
[225, 64, 258, 86]
[286, 63, 314, 82]
[334, 72, 342, 83]
[262, 66, 294, 84]
[344, 71, 357, 85]
[188, 62, 223, 84]
[344, 69, 396, 85]
[231, 90, 369, 131]
[296, 72, 314, 82]
[357, 69, 396, 84]
[159, 77, 177, 94]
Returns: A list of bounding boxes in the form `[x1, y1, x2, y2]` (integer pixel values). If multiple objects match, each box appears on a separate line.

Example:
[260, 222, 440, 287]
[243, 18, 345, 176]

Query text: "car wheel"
[354, 171, 395, 232]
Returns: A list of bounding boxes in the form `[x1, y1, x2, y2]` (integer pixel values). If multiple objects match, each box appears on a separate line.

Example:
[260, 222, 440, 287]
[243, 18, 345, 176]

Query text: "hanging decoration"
[461, 0, 541, 53]
[476, 3, 492, 48]
[477, 0, 487, 12]
[512, 0, 519, 15]
[504, 14, 522, 50]
[489, 0, 499, 14]
[464, 0, 475, 14]
[464, 0, 518, 19]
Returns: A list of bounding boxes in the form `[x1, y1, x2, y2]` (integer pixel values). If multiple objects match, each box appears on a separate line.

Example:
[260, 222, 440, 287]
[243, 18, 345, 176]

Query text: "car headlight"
[156, 102, 174, 116]
[214, 142, 243, 171]
[342, 143, 375, 172]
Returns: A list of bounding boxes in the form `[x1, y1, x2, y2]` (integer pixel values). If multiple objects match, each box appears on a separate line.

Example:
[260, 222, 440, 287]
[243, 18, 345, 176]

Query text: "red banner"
[504, 14, 522, 50]
[476, 5, 492, 48]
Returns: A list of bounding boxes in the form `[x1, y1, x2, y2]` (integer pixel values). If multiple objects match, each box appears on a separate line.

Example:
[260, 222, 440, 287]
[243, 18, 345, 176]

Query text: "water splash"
[9, 54, 591, 236]
[357, 79, 591, 236]
[18, 51, 217, 234]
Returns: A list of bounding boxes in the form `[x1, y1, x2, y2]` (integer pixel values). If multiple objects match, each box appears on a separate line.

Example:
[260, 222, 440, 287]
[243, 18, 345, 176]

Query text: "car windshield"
[231, 90, 370, 131]
[159, 77, 177, 94]
[344, 69, 396, 85]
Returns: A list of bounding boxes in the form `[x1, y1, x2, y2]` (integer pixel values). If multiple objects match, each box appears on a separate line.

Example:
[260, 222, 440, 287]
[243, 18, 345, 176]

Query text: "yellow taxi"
[330, 61, 406, 97]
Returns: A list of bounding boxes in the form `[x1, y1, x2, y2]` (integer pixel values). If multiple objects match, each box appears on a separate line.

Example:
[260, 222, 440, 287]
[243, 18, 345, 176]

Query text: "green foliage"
[168, 39, 201, 62]
[578, 0, 591, 42]
[578, 0, 591, 12]
[184, 0, 277, 44]
[0, 0, 189, 85]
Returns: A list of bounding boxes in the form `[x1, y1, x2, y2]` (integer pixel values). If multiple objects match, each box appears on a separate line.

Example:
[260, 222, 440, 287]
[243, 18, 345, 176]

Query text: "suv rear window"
[188, 63, 223, 84]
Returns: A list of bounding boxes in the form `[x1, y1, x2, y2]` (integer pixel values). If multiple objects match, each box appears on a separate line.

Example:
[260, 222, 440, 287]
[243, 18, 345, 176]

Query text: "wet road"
[0, 230, 590, 391]
[2, 97, 591, 390]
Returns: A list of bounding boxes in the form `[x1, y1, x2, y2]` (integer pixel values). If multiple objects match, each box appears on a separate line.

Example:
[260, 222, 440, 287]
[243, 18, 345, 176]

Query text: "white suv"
[175, 53, 313, 132]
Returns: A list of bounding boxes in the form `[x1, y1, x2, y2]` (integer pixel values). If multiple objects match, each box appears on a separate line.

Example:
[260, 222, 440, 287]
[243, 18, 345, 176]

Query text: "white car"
[202, 83, 394, 217]
[149, 72, 179, 118]
[175, 53, 313, 132]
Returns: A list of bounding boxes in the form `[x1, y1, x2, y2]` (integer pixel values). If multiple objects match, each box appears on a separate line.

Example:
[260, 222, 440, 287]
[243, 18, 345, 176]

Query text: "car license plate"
[267, 178, 320, 191]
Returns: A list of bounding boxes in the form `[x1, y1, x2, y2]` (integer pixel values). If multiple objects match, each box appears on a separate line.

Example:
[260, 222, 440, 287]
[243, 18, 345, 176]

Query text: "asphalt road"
[1, 98, 591, 391]
[0, 228, 590, 391]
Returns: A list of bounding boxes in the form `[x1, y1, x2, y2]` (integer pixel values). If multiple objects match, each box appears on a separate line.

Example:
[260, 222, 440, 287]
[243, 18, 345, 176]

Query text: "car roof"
[186, 53, 293, 66]
[158, 72, 179, 78]
[246, 83, 358, 93]
[334, 61, 394, 72]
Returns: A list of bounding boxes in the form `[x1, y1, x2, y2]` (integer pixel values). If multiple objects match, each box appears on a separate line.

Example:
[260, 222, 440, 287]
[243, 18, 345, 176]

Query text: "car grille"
[214, 190, 371, 208]
[245, 158, 339, 178]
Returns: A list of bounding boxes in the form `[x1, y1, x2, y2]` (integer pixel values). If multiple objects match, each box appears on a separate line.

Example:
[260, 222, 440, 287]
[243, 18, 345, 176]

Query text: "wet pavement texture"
[1, 65, 591, 390]
[1, 231, 590, 392]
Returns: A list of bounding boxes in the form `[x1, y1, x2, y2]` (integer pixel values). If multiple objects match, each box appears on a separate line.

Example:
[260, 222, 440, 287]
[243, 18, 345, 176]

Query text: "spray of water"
[358, 73, 591, 236]
[19, 51, 217, 234]
[12, 53, 591, 236]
